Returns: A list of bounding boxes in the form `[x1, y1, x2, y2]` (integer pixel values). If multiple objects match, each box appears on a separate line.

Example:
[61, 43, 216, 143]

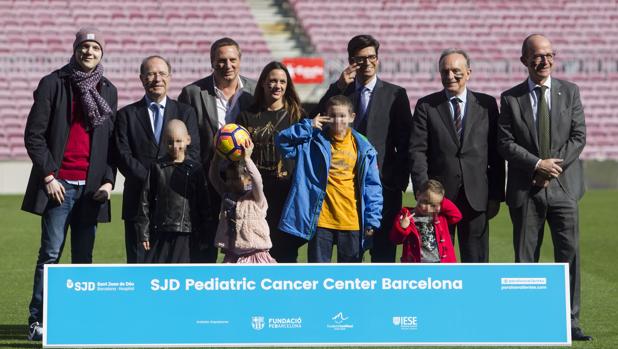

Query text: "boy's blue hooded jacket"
[275, 119, 383, 250]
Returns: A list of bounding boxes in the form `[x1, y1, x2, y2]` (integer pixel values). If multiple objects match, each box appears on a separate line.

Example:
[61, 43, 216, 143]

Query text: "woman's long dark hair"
[251, 61, 303, 123]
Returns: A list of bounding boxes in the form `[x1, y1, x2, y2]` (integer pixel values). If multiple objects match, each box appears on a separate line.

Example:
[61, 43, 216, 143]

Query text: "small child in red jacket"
[390, 179, 462, 263]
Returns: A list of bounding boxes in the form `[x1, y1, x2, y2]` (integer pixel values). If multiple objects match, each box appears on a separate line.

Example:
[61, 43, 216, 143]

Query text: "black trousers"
[270, 229, 307, 263]
[145, 232, 192, 263]
[262, 176, 308, 263]
[124, 219, 145, 263]
[370, 186, 402, 262]
[449, 188, 489, 263]
[190, 179, 220, 263]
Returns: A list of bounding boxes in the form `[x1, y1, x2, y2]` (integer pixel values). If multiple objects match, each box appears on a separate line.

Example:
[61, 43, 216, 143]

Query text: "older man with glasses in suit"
[115, 55, 201, 263]
[498, 34, 591, 341]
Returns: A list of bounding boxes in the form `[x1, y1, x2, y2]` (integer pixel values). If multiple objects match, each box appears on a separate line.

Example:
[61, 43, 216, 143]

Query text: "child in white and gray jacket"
[209, 138, 276, 263]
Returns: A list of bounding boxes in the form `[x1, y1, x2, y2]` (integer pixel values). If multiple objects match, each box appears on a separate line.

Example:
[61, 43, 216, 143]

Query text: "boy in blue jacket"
[276, 95, 382, 262]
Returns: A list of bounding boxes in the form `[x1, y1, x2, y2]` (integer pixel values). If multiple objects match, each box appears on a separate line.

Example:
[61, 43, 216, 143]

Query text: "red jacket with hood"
[389, 198, 461, 263]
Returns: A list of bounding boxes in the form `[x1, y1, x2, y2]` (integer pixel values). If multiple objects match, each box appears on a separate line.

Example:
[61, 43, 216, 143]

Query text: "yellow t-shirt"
[317, 130, 360, 230]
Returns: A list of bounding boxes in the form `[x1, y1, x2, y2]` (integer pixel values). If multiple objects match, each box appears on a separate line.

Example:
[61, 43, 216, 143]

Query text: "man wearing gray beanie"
[22, 27, 117, 341]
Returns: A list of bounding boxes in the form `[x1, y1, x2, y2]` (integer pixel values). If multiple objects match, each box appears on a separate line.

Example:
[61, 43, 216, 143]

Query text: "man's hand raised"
[336, 63, 360, 90]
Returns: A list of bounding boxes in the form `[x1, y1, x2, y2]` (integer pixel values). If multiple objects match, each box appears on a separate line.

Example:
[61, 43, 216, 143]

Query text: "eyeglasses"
[351, 55, 378, 64]
[531, 52, 556, 64]
[143, 71, 170, 79]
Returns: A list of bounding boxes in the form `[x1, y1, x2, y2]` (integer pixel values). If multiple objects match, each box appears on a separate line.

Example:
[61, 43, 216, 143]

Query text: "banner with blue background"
[44, 264, 570, 347]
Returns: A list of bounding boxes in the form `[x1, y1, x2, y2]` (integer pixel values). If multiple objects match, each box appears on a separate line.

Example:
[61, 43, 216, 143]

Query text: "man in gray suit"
[178, 37, 256, 262]
[179, 37, 256, 167]
[498, 34, 590, 341]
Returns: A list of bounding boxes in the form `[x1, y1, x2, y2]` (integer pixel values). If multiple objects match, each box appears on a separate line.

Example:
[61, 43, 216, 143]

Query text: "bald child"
[135, 119, 212, 263]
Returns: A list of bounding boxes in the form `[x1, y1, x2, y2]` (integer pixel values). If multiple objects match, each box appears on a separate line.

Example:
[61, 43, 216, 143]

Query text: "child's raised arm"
[242, 139, 266, 204]
[389, 207, 414, 244]
[276, 117, 326, 159]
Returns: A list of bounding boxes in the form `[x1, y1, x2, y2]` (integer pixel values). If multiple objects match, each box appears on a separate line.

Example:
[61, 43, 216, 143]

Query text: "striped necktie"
[451, 97, 463, 140]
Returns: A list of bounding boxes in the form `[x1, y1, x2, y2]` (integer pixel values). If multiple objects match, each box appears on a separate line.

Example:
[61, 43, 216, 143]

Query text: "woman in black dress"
[236, 61, 305, 262]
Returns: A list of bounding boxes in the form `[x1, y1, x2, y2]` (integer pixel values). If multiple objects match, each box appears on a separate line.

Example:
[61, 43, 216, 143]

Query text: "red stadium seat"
[0, 0, 617, 159]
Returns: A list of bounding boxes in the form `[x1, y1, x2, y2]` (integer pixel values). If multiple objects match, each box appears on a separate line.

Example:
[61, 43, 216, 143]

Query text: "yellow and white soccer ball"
[215, 123, 251, 161]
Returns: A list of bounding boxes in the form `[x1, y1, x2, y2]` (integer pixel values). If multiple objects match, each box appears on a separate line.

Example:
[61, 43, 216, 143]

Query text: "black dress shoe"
[572, 327, 593, 341]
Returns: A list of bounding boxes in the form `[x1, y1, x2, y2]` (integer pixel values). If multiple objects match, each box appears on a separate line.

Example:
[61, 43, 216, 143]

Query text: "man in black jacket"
[314, 35, 413, 262]
[115, 55, 200, 263]
[22, 28, 118, 341]
[409, 49, 505, 262]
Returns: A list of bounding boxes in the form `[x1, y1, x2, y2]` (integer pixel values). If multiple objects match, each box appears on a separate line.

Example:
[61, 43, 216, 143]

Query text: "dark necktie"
[359, 86, 370, 119]
[536, 86, 550, 159]
[451, 97, 462, 140]
[355, 86, 371, 134]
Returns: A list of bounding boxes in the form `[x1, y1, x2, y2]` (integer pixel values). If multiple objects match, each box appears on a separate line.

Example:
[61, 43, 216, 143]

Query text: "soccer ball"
[215, 123, 251, 161]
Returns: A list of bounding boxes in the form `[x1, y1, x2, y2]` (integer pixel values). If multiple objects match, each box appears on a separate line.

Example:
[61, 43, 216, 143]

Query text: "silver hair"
[438, 48, 471, 69]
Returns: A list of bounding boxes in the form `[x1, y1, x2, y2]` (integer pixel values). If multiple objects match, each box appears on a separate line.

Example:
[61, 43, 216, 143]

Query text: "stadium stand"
[290, 0, 618, 160]
[0, 0, 617, 160]
[0, 0, 274, 160]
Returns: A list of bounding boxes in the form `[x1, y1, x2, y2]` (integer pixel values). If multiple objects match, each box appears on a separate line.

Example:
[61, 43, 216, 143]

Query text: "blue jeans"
[308, 227, 362, 263]
[28, 180, 97, 325]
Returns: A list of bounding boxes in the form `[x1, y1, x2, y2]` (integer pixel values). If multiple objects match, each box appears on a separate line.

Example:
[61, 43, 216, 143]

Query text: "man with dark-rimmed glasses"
[314, 34, 413, 262]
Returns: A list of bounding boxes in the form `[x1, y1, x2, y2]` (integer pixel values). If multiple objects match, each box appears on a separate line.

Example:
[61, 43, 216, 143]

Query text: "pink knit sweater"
[212, 159, 272, 253]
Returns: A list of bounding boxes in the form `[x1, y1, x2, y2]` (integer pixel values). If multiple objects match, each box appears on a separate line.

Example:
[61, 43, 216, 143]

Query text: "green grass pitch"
[1, 190, 616, 348]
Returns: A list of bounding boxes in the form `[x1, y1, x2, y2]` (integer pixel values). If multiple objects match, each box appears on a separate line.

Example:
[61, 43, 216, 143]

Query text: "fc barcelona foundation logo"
[251, 316, 265, 331]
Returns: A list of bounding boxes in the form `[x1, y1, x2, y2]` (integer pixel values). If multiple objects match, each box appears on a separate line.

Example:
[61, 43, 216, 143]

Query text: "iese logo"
[392, 316, 418, 329]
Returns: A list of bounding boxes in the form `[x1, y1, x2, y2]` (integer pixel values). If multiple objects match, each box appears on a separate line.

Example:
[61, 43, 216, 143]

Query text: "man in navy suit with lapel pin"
[410, 48, 505, 263]
[498, 34, 591, 341]
[115, 55, 200, 263]
[314, 34, 413, 262]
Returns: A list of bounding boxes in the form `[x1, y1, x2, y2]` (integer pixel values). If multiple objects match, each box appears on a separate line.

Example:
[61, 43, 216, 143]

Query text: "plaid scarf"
[68, 57, 113, 129]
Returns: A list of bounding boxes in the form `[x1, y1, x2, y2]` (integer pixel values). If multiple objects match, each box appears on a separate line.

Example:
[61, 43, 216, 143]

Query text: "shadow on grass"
[0, 325, 41, 348]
